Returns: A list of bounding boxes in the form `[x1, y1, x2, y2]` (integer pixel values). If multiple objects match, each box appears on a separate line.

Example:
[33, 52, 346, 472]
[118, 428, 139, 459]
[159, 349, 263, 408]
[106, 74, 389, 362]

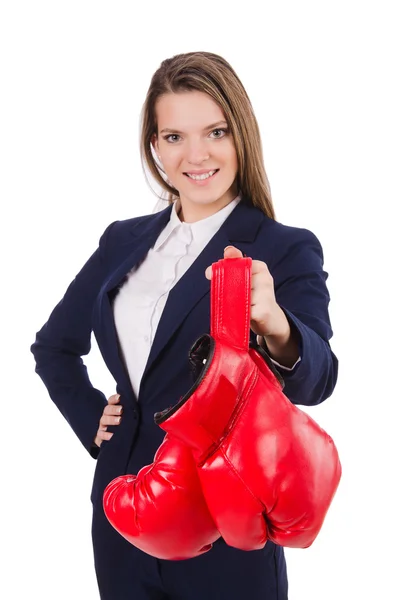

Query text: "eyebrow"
[159, 121, 228, 134]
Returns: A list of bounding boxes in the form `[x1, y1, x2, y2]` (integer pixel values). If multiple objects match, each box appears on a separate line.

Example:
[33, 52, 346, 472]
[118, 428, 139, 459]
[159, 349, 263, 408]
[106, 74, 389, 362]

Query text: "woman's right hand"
[94, 393, 123, 448]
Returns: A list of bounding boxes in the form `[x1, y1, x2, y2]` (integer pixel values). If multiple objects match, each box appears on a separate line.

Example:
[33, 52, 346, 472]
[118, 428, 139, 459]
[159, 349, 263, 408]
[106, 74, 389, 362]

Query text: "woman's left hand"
[205, 245, 289, 340]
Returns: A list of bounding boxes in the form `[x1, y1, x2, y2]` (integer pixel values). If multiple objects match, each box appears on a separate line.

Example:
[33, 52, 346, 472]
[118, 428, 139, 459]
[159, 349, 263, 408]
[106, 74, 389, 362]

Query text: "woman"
[31, 51, 338, 600]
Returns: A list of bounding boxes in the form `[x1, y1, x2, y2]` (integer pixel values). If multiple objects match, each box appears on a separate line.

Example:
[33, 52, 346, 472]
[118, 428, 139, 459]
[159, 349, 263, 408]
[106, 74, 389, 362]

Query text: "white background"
[1, 1, 396, 598]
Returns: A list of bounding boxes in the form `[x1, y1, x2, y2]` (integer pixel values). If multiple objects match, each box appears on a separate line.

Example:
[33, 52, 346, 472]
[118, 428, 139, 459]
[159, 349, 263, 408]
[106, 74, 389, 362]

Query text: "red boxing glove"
[103, 434, 220, 559]
[155, 257, 341, 550]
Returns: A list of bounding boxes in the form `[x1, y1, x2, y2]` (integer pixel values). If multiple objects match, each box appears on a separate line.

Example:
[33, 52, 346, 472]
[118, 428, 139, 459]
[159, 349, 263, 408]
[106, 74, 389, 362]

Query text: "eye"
[210, 128, 227, 139]
[164, 134, 181, 143]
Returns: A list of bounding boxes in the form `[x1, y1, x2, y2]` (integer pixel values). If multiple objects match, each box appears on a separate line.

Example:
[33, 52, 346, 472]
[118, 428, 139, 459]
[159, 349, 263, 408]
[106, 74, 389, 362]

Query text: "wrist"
[261, 308, 300, 367]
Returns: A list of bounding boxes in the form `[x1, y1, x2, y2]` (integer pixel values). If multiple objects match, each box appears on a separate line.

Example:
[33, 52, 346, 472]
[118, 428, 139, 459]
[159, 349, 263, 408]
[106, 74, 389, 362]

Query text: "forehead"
[155, 91, 226, 130]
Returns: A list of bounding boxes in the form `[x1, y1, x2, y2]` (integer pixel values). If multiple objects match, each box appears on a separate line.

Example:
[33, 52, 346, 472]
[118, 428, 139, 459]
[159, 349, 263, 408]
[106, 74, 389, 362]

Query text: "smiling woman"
[31, 50, 339, 600]
[152, 91, 239, 221]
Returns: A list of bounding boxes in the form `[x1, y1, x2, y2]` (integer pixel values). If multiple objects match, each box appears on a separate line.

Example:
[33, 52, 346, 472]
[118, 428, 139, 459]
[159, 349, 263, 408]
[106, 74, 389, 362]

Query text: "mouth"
[183, 169, 219, 182]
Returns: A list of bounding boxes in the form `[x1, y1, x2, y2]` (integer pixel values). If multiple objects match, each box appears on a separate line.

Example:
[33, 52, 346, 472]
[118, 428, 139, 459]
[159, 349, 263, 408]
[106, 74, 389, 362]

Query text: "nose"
[186, 139, 210, 165]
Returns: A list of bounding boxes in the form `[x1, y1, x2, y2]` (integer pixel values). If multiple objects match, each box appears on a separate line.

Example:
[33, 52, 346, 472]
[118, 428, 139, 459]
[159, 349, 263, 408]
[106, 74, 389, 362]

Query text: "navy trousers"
[92, 505, 288, 600]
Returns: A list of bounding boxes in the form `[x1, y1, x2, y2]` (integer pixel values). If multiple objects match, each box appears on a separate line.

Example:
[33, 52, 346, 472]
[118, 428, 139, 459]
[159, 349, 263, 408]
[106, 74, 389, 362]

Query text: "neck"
[178, 190, 239, 223]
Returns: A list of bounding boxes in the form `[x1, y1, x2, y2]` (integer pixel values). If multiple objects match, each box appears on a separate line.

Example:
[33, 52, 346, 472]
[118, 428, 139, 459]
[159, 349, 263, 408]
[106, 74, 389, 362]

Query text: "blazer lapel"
[93, 205, 173, 398]
[140, 200, 264, 385]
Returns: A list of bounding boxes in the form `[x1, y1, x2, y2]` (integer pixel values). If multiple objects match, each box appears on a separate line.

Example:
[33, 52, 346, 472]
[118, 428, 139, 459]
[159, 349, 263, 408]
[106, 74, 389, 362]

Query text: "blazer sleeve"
[266, 226, 338, 407]
[30, 221, 118, 456]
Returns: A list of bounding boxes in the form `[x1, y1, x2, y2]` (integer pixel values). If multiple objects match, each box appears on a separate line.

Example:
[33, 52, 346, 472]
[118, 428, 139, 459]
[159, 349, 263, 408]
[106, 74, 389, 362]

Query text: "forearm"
[262, 326, 300, 368]
[33, 346, 107, 453]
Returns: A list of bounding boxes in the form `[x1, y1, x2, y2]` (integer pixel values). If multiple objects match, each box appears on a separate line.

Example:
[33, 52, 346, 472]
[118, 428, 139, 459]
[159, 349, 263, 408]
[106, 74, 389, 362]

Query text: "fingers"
[104, 403, 123, 417]
[223, 246, 243, 258]
[101, 393, 123, 425]
[108, 393, 121, 405]
[251, 260, 270, 275]
[95, 394, 123, 448]
[205, 246, 248, 280]
[223, 248, 270, 275]
[95, 429, 113, 444]
[100, 415, 122, 428]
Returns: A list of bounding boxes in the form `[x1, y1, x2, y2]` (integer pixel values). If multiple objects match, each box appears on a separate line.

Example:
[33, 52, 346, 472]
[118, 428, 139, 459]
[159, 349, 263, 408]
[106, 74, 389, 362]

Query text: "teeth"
[187, 170, 217, 181]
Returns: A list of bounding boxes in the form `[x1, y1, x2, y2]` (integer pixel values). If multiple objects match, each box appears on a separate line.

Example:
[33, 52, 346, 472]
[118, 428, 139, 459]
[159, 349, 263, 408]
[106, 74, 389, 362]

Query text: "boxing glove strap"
[210, 257, 252, 351]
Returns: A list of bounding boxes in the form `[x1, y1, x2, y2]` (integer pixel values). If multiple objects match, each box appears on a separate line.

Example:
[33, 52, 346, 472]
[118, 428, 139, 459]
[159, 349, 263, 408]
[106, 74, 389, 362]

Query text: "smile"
[184, 169, 219, 181]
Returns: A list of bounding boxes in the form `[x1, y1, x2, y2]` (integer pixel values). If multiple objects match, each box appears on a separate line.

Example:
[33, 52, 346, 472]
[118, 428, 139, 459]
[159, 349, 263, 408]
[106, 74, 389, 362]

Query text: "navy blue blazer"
[31, 198, 338, 508]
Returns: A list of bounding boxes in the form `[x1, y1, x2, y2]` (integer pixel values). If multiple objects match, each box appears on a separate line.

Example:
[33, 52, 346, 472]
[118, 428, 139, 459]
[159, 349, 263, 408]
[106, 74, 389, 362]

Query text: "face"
[152, 91, 239, 221]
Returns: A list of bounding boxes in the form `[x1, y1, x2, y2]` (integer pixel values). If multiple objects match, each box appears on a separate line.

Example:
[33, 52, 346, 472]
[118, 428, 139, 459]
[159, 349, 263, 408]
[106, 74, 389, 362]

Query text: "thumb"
[205, 246, 244, 280]
[224, 245, 243, 259]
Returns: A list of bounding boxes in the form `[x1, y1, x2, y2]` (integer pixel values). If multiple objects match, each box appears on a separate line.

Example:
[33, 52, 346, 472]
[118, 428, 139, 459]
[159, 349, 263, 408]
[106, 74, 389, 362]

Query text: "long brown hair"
[140, 51, 275, 219]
